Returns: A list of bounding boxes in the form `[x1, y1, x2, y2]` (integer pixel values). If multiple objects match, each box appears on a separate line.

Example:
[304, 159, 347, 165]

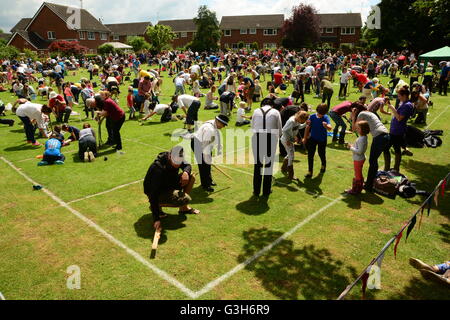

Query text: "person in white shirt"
[16, 102, 52, 145]
[339, 67, 352, 98]
[191, 115, 229, 192]
[174, 75, 186, 95]
[236, 101, 251, 126]
[251, 98, 283, 197]
[345, 120, 370, 195]
[176, 94, 201, 132]
[280, 111, 309, 180]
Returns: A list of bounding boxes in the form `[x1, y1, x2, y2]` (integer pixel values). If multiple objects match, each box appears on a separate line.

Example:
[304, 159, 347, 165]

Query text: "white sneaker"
[84, 151, 89, 162]
[88, 151, 95, 162]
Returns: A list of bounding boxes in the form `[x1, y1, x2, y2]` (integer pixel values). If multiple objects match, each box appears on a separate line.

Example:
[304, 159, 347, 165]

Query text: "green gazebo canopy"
[419, 46, 450, 61]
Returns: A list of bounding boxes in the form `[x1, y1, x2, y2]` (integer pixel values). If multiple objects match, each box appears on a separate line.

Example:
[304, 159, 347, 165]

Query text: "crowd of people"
[0, 46, 448, 286]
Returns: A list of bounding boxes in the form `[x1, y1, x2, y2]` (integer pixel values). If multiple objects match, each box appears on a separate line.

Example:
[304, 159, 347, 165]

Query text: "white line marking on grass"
[426, 105, 450, 129]
[0, 156, 197, 299]
[67, 179, 144, 204]
[192, 196, 344, 298]
[0, 292, 5, 300]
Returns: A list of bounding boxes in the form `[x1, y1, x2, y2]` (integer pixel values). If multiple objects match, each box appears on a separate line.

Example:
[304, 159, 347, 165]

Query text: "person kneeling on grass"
[38, 134, 65, 166]
[143, 146, 199, 231]
[78, 123, 97, 162]
[409, 258, 450, 286]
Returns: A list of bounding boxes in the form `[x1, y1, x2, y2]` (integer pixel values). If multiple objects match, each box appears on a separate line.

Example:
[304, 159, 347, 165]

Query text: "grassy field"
[0, 65, 449, 300]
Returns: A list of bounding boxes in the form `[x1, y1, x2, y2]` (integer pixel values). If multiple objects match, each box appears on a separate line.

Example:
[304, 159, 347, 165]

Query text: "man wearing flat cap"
[191, 115, 229, 192]
[144, 146, 198, 231]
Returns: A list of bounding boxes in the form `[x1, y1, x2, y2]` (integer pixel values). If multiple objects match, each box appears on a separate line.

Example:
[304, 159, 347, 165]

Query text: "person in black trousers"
[251, 98, 283, 197]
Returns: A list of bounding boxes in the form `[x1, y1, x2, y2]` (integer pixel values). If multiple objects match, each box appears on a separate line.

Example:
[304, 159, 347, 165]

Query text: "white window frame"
[263, 29, 277, 36]
[231, 43, 238, 49]
[240, 29, 247, 35]
[47, 31, 56, 40]
[113, 34, 120, 41]
[87, 32, 95, 40]
[79, 31, 85, 40]
[249, 28, 256, 34]
[341, 27, 355, 35]
[264, 43, 276, 49]
[101, 33, 107, 40]
[224, 29, 231, 37]
[325, 27, 334, 33]
[181, 32, 187, 38]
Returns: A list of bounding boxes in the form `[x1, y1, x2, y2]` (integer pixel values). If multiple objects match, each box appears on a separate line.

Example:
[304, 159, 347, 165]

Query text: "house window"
[181, 32, 187, 38]
[224, 29, 231, 37]
[101, 33, 107, 40]
[264, 43, 276, 49]
[231, 43, 238, 49]
[263, 29, 277, 36]
[240, 29, 247, 34]
[245, 43, 252, 49]
[325, 28, 333, 33]
[113, 34, 120, 41]
[88, 32, 95, 40]
[341, 27, 355, 35]
[249, 28, 256, 34]
[79, 31, 85, 40]
[47, 31, 56, 40]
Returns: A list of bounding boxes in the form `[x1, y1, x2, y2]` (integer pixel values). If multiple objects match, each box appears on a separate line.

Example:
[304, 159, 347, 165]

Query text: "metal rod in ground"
[212, 164, 233, 180]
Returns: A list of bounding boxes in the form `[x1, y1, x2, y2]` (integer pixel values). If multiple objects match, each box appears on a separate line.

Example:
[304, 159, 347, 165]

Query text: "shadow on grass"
[237, 228, 358, 299]
[403, 159, 450, 217]
[341, 192, 384, 209]
[3, 143, 42, 152]
[134, 213, 187, 245]
[189, 187, 214, 204]
[438, 223, 450, 244]
[236, 196, 269, 215]
[387, 275, 450, 300]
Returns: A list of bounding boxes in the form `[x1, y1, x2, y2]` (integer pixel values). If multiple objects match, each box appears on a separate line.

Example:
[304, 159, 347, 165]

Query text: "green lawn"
[0, 65, 449, 300]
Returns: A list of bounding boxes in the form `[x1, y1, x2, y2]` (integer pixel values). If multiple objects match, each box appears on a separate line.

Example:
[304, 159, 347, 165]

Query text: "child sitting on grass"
[345, 120, 370, 195]
[205, 85, 219, 110]
[302, 103, 332, 178]
[38, 134, 65, 166]
[236, 101, 251, 126]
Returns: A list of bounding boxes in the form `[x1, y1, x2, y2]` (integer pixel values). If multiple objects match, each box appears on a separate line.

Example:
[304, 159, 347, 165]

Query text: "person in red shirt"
[273, 71, 283, 88]
[49, 91, 71, 123]
[351, 70, 369, 93]
[93, 93, 126, 152]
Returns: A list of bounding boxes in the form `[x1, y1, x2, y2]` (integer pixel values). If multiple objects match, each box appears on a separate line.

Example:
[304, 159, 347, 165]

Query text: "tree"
[251, 42, 259, 50]
[281, 3, 320, 49]
[190, 5, 221, 52]
[362, 0, 449, 51]
[127, 36, 150, 53]
[146, 24, 175, 53]
[0, 43, 20, 60]
[98, 43, 115, 55]
[23, 48, 38, 61]
[237, 41, 244, 49]
[48, 40, 88, 56]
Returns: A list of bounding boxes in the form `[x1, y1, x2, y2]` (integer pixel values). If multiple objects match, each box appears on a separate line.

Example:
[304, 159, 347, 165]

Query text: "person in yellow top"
[139, 69, 152, 80]
[409, 65, 420, 88]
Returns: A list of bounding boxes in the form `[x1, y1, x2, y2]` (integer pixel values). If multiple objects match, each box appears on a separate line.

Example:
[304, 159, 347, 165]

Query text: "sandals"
[178, 208, 200, 215]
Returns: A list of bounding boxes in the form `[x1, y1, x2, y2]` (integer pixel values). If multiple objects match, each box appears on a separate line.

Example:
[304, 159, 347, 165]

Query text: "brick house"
[219, 14, 284, 50]
[157, 19, 197, 49]
[317, 13, 362, 48]
[104, 22, 152, 43]
[7, 2, 111, 53]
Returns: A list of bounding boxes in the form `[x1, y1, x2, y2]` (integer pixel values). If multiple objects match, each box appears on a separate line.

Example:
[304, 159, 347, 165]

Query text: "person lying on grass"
[143, 146, 199, 231]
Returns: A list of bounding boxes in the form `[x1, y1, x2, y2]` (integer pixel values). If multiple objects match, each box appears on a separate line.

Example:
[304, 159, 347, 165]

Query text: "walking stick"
[150, 228, 162, 259]
[212, 164, 233, 180]
[343, 115, 358, 137]
[96, 115, 104, 148]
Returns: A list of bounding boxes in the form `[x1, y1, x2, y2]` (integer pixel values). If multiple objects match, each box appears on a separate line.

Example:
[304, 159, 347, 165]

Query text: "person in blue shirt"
[38, 135, 65, 166]
[302, 103, 333, 178]
[438, 61, 450, 96]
